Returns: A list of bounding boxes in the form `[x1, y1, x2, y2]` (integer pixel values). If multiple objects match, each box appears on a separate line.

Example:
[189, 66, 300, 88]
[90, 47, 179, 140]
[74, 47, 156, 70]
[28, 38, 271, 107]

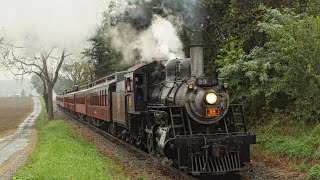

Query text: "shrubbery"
[218, 7, 320, 124]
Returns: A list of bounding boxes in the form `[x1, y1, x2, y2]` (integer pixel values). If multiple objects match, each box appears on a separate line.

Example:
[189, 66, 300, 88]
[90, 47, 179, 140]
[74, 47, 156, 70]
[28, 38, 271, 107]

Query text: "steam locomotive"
[57, 44, 256, 176]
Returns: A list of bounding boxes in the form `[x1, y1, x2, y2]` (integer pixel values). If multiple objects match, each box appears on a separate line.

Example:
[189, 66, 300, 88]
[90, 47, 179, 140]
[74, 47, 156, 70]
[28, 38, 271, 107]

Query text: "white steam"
[106, 15, 185, 64]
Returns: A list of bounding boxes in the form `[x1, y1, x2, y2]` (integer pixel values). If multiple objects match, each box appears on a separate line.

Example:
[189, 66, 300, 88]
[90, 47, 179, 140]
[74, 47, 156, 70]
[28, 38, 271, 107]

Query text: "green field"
[14, 101, 127, 180]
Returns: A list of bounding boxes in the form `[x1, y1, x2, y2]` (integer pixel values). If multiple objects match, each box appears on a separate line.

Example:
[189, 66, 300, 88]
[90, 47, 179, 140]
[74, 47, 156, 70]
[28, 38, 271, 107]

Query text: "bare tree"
[2, 47, 71, 120]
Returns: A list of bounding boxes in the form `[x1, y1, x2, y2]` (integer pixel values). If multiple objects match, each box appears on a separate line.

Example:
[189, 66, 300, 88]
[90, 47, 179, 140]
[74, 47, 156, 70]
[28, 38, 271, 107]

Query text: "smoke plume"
[103, 0, 207, 64]
[106, 15, 185, 64]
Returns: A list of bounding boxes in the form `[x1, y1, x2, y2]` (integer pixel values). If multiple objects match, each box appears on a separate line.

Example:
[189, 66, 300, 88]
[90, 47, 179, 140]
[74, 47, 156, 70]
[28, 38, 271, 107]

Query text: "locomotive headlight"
[205, 93, 218, 104]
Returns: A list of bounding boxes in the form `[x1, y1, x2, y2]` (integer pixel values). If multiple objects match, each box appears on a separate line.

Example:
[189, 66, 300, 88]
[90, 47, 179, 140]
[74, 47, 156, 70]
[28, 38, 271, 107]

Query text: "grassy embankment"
[253, 117, 320, 179]
[14, 99, 127, 179]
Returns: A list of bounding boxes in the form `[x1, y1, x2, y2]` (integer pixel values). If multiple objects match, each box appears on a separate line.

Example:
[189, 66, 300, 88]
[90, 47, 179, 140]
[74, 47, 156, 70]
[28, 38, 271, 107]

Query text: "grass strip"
[253, 119, 320, 179]
[14, 99, 127, 179]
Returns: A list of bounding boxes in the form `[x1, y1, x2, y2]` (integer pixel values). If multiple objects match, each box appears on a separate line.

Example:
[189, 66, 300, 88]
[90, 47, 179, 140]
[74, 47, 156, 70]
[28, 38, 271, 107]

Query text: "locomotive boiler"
[57, 44, 256, 176]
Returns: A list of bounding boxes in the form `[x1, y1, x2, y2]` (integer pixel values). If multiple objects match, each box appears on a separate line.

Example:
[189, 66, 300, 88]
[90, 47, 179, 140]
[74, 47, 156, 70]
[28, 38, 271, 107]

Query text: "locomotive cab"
[126, 73, 147, 112]
[125, 61, 166, 113]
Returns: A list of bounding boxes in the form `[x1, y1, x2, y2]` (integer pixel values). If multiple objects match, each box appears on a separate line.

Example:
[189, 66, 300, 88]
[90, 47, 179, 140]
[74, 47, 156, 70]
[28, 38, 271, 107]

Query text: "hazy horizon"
[0, 0, 106, 80]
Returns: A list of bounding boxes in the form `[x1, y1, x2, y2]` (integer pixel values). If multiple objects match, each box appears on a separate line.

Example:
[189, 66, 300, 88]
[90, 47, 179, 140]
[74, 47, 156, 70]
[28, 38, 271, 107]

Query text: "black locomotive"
[57, 44, 256, 176]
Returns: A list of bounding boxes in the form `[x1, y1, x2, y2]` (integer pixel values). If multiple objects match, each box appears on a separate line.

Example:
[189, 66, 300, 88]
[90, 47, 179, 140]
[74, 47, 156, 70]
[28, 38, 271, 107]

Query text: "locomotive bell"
[190, 44, 204, 77]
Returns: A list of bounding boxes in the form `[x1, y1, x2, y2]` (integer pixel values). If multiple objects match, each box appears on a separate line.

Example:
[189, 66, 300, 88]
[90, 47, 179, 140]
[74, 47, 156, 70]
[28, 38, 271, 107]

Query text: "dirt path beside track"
[0, 97, 41, 180]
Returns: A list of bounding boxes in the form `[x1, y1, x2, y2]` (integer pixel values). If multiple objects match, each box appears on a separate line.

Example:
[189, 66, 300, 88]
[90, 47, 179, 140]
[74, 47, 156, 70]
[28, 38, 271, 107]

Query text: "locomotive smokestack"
[190, 44, 204, 77]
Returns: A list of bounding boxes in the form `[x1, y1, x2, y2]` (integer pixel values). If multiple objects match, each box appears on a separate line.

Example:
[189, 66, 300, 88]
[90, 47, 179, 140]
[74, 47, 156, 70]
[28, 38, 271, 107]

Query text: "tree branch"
[53, 49, 71, 84]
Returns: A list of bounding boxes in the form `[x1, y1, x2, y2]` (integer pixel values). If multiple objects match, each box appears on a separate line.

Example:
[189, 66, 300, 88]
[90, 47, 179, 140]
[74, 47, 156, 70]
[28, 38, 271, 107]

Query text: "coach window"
[102, 90, 105, 106]
[105, 90, 107, 106]
[104, 90, 107, 106]
[90, 93, 99, 106]
[100, 90, 102, 106]
[102, 90, 104, 106]
[126, 77, 132, 93]
[101, 90, 104, 106]
[103, 90, 105, 106]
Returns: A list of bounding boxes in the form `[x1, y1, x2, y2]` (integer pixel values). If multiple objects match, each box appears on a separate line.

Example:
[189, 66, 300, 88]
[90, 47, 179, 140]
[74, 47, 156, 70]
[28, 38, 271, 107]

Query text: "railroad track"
[59, 108, 196, 180]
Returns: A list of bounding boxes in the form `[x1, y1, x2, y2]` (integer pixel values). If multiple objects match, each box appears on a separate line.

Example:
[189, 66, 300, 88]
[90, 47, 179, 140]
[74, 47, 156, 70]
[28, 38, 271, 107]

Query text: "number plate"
[195, 77, 218, 86]
[206, 107, 220, 117]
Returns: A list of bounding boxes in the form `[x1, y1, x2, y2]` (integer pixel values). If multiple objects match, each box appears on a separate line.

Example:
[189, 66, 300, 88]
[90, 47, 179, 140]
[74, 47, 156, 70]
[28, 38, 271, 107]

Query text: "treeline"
[84, 0, 320, 123]
[216, 1, 320, 124]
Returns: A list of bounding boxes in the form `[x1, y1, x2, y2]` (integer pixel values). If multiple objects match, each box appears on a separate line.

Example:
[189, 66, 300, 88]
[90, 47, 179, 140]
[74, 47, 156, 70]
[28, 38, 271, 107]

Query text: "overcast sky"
[0, 0, 105, 79]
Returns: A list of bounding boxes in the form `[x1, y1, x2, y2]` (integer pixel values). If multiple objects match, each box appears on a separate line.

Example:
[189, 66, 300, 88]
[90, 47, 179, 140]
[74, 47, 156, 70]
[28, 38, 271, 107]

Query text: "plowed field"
[0, 97, 34, 137]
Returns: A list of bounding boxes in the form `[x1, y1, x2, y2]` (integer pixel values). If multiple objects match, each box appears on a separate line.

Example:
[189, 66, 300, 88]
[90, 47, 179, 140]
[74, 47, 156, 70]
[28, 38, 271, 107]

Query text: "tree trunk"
[47, 84, 54, 120]
[43, 81, 48, 112]
[43, 93, 48, 112]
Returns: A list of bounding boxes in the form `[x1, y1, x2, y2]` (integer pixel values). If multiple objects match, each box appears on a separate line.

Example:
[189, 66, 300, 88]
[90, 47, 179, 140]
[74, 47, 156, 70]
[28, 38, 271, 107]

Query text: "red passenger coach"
[86, 86, 110, 121]
[63, 96, 69, 109]
[75, 91, 86, 115]
[56, 97, 64, 107]
[57, 72, 127, 126]
[67, 93, 76, 112]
